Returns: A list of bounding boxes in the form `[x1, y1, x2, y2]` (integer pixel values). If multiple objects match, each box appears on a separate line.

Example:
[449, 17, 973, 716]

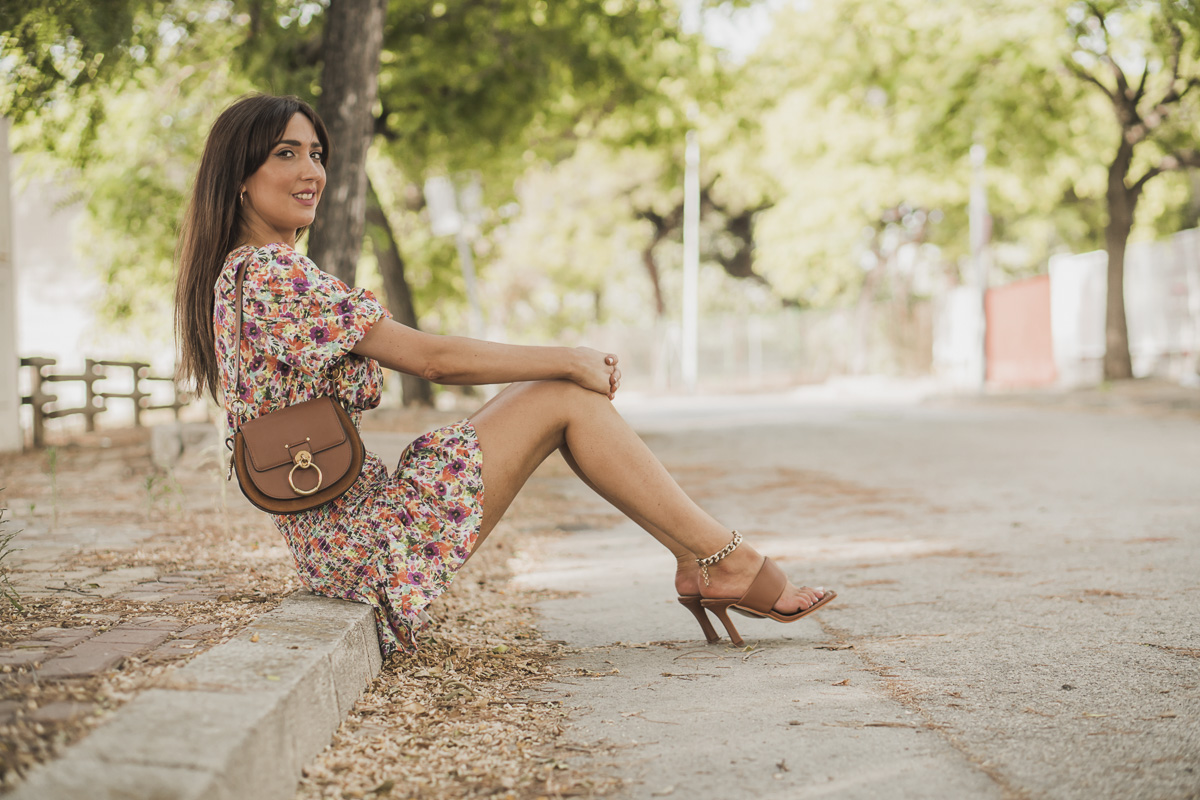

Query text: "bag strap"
[229, 258, 248, 434]
[223, 256, 249, 479]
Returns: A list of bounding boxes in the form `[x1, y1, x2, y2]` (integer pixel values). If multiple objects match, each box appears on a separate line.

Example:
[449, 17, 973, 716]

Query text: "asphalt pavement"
[514, 383, 1200, 800]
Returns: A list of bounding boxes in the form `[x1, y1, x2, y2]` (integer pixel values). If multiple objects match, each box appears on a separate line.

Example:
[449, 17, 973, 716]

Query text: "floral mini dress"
[214, 242, 484, 655]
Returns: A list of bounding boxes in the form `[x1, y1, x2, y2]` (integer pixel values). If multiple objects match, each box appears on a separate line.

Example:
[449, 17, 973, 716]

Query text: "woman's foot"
[677, 545, 826, 614]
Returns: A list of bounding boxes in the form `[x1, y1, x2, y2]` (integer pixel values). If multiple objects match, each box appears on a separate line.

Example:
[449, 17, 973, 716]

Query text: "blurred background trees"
[4, 0, 1200, 397]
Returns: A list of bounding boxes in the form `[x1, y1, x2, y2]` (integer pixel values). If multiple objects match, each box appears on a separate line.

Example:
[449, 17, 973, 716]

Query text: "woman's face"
[240, 112, 325, 247]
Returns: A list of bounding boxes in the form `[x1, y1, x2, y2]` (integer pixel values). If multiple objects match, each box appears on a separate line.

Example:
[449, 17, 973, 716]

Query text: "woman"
[174, 94, 834, 656]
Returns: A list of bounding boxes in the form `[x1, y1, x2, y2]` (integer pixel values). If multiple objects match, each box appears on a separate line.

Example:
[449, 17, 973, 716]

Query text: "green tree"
[1064, 1, 1200, 380]
[2, 0, 691, 399]
[0, 0, 156, 161]
[362, 0, 685, 396]
[749, 0, 1200, 381]
[743, 0, 1108, 305]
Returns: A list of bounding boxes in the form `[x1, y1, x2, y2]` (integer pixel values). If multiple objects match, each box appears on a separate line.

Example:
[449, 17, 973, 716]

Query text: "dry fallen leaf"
[249, 633, 259, 643]
[833, 678, 851, 686]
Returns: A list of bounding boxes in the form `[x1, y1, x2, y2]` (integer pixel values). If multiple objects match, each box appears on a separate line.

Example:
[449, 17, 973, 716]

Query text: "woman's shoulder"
[226, 242, 348, 307]
[226, 242, 304, 268]
[224, 242, 321, 281]
[216, 244, 253, 297]
[220, 243, 253, 272]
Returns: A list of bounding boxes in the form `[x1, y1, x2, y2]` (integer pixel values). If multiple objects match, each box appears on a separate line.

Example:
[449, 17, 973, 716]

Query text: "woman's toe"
[798, 586, 825, 610]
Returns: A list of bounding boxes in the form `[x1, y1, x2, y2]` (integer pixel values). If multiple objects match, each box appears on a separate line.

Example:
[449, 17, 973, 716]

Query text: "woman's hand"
[571, 347, 621, 399]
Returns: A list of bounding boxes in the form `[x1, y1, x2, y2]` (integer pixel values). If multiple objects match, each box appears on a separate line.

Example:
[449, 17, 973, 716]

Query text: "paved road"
[515, 391, 1200, 800]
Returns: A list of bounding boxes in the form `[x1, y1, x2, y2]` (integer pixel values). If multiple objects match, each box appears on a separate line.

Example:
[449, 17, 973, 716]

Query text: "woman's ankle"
[720, 543, 762, 574]
[699, 545, 763, 594]
[674, 534, 761, 595]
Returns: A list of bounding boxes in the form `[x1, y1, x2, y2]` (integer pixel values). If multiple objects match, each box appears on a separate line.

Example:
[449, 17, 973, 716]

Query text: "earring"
[239, 189, 246, 206]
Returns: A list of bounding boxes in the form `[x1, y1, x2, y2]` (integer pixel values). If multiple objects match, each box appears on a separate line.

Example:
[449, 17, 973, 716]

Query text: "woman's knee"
[509, 379, 609, 421]
[506, 378, 582, 401]
[494, 378, 611, 413]
[544, 379, 610, 409]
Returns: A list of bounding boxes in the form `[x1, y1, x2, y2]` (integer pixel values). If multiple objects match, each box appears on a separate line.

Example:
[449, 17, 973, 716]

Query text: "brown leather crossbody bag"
[225, 261, 365, 514]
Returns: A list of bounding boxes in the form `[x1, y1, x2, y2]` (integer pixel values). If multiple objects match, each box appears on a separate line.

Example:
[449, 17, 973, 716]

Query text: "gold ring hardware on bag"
[287, 449, 323, 495]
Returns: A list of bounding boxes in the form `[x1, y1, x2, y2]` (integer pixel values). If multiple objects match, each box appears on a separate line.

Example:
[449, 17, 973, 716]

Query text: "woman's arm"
[351, 318, 620, 398]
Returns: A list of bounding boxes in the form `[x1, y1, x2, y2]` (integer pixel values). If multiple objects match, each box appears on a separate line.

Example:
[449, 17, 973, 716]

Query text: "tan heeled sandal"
[690, 531, 837, 647]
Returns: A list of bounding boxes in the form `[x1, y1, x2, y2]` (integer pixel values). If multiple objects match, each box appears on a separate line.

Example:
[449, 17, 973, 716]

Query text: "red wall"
[985, 274, 1057, 387]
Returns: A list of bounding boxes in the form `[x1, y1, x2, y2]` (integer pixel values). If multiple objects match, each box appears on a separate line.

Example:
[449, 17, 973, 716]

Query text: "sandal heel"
[678, 596, 721, 644]
[701, 599, 744, 647]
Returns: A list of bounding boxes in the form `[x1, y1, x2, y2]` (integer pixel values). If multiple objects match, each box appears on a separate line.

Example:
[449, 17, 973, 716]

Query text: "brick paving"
[0, 566, 233, 682]
[0, 607, 243, 724]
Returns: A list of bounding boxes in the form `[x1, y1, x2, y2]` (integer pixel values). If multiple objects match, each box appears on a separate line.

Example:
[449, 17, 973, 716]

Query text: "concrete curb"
[8, 590, 382, 800]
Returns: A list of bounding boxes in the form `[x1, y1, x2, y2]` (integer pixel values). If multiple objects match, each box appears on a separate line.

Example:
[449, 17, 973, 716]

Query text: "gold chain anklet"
[697, 530, 742, 586]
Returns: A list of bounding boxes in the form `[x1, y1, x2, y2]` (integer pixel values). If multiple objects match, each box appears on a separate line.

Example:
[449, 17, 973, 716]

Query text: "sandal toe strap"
[738, 557, 787, 615]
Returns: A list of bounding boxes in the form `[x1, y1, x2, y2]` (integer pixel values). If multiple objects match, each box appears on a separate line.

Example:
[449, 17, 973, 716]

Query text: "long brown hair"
[174, 94, 331, 401]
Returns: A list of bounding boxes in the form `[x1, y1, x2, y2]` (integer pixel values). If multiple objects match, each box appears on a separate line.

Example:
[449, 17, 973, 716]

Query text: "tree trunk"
[366, 181, 434, 407]
[1103, 139, 1137, 381]
[307, 0, 388, 285]
[641, 244, 666, 316]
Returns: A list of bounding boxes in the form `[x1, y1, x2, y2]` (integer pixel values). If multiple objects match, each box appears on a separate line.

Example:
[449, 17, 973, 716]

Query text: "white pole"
[969, 142, 990, 388]
[0, 118, 20, 452]
[424, 176, 485, 340]
[681, 128, 700, 394]
[680, 0, 702, 394]
[454, 228, 485, 340]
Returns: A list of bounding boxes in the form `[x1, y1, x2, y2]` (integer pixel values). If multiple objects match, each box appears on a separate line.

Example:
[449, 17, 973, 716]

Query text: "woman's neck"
[238, 220, 297, 250]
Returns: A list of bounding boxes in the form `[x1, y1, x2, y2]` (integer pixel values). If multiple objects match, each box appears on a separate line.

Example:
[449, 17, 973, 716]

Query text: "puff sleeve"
[240, 243, 390, 375]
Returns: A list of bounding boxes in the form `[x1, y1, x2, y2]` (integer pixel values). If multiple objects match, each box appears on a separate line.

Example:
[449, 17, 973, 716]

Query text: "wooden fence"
[19, 357, 191, 447]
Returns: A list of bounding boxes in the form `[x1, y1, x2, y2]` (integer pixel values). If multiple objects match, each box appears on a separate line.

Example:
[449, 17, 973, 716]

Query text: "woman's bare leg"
[480, 388, 682, 557]
[468, 380, 824, 613]
[556, 443, 703, 597]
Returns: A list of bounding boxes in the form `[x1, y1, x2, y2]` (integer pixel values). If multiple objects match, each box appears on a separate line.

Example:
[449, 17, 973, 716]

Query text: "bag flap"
[240, 439, 356, 501]
[241, 397, 349, 471]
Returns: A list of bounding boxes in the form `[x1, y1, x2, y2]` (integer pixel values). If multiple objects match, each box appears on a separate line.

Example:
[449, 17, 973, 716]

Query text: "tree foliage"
[376, 0, 682, 174]
[0, 0, 150, 126]
[8, 0, 1200, 383]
